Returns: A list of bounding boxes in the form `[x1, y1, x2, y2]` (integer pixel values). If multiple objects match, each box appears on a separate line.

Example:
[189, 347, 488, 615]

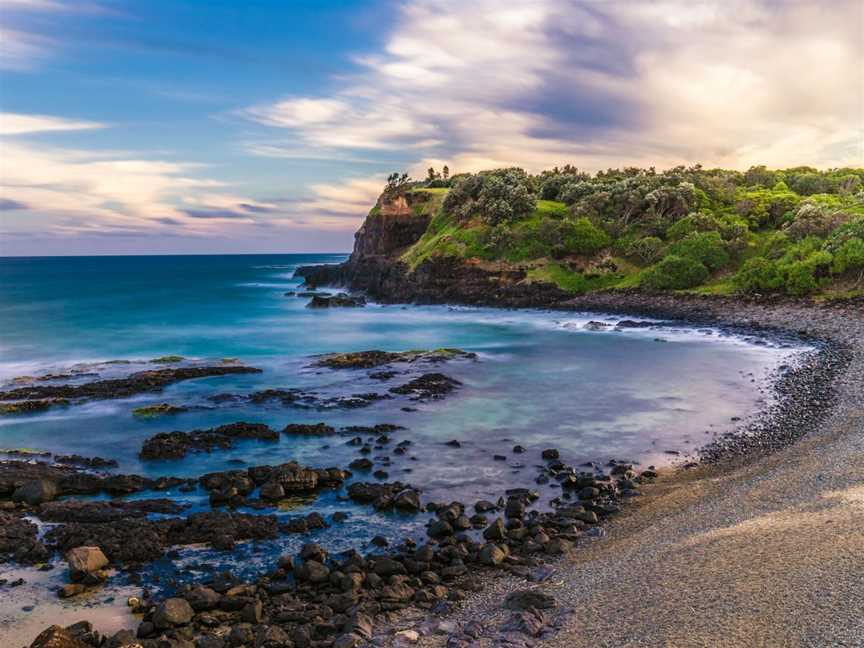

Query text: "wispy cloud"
[0, 112, 106, 135]
[0, 26, 55, 71]
[0, 112, 288, 240]
[244, 0, 863, 173]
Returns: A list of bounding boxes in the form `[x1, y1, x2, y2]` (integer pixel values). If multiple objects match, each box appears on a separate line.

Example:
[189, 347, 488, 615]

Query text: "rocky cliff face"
[298, 191, 570, 307]
[350, 192, 433, 258]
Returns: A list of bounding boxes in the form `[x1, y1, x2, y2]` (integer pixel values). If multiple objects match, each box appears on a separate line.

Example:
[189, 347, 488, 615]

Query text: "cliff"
[299, 188, 569, 307]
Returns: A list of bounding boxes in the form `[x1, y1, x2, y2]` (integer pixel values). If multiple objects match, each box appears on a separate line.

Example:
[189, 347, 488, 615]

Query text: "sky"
[0, 0, 862, 256]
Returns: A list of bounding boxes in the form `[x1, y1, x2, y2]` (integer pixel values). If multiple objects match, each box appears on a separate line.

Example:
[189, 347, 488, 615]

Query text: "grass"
[533, 200, 570, 219]
[526, 263, 627, 294]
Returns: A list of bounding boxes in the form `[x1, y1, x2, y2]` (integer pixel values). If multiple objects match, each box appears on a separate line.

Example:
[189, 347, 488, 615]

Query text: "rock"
[29, 625, 89, 648]
[141, 422, 277, 460]
[296, 560, 329, 583]
[544, 537, 574, 555]
[58, 583, 86, 598]
[479, 543, 506, 566]
[333, 634, 362, 648]
[65, 546, 109, 577]
[152, 597, 194, 628]
[307, 293, 366, 308]
[106, 629, 137, 648]
[348, 611, 374, 640]
[501, 608, 549, 637]
[241, 599, 263, 623]
[348, 458, 373, 471]
[393, 488, 422, 512]
[282, 422, 335, 435]
[184, 585, 221, 611]
[503, 590, 557, 610]
[373, 557, 406, 577]
[505, 498, 525, 519]
[0, 365, 261, 403]
[390, 373, 462, 400]
[475, 500, 496, 513]
[195, 635, 225, 648]
[256, 625, 289, 647]
[394, 629, 420, 644]
[300, 542, 327, 562]
[483, 518, 507, 541]
[541, 449, 559, 461]
[428, 519, 454, 538]
[13, 479, 57, 505]
[260, 480, 285, 500]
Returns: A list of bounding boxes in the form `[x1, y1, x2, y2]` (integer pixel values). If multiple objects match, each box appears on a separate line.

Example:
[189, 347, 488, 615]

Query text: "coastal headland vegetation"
[378, 164, 864, 299]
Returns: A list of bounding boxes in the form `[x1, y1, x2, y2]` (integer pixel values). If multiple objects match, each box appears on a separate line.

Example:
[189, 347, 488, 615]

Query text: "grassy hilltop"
[379, 166, 864, 299]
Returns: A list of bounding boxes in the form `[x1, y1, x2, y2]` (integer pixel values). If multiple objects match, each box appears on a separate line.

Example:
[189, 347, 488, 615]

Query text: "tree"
[385, 172, 411, 194]
[442, 165, 449, 181]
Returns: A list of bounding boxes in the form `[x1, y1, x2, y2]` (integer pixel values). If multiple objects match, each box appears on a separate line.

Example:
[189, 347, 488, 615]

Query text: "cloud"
[0, 113, 288, 240]
[244, 0, 863, 173]
[0, 198, 30, 211]
[0, 27, 55, 71]
[0, 112, 106, 135]
[0, 1, 119, 71]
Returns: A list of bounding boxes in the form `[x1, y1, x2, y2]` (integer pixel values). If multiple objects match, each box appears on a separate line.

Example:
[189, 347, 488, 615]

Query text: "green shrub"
[666, 212, 721, 240]
[823, 217, 864, 254]
[832, 237, 864, 274]
[643, 255, 709, 289]
[628, 236, 665, 264]
[735, 186, 800, 227]
[564, 217, 610, 255]
[783, 262, 819, 296]
[784, 202, 850, 240]
[733, 258, 783, 293]
[669, 231, 730, 271]
[443, 168, 536, 225]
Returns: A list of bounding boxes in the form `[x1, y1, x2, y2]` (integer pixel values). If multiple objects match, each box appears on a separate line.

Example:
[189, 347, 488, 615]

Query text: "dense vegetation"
[392, 165, 864, 298]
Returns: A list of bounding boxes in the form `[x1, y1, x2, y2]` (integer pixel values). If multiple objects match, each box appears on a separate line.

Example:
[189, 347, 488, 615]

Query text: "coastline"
[360, 293, 864, 647]
[6, 270, 861, 647]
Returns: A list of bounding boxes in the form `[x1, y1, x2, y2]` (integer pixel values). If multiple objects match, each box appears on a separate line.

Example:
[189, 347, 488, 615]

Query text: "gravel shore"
[405, 295, 864, 648]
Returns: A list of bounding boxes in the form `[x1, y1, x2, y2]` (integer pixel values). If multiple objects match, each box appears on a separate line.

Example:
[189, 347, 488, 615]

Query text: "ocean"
[0, 253, 806, 637]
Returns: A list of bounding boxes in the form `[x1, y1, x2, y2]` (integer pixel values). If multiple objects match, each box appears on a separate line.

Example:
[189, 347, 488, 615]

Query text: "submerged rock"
[313, 348, 476, 370]
[306, 293, 366, 308]
[140, 421, 278, 459]
[390, 373, 461, 399]
[0, 398, 70, 416]
[0, 365, 261, 403]
[282, 422, 335, 435]
[131, 403, 188, 419]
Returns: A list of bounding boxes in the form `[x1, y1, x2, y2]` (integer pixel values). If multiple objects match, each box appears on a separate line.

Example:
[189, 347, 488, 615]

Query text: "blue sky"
[0, 0, 861, 255]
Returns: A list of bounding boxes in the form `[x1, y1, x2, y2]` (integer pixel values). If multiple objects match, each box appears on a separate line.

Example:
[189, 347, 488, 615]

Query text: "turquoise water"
[0, 254, 801, 583]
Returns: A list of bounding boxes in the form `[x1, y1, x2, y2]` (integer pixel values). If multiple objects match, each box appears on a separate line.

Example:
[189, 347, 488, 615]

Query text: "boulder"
[13, 479, 57, 505]
[66, 546, 109, 577]
[29, 625, 88, 648]
[503, 590, 557, 611]
[152, 597, 194, 628]
[296, 560, 329, 583]
[184, 585, 221, 611]
[479, 543, 506, 566]
[393, 488, 421, 512]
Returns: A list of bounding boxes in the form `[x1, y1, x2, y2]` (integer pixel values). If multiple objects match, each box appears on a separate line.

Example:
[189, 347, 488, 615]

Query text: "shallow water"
[0, 254, 807, 640]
